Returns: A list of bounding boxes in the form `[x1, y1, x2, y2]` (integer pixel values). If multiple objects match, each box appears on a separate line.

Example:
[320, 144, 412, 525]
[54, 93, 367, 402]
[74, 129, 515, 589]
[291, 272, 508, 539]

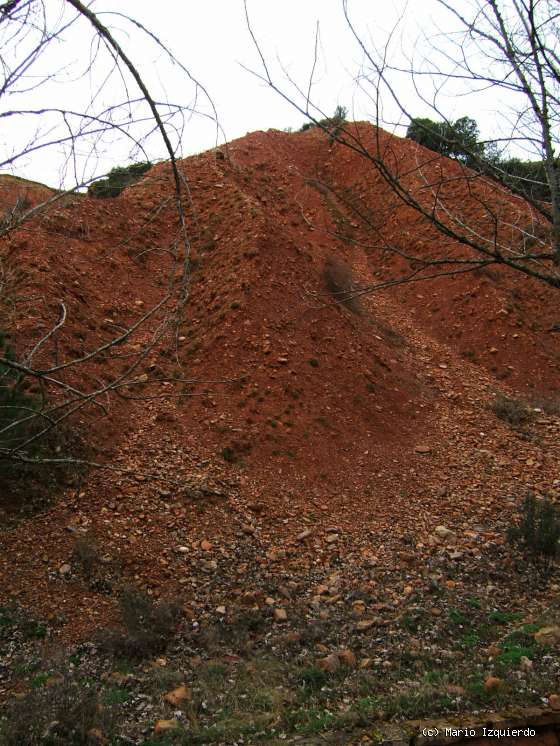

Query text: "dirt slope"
[0, 124, 558, 642]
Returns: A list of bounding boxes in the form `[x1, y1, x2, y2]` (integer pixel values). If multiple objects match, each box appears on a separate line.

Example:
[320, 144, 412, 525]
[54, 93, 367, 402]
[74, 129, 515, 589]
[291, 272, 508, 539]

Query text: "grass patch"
[286, 706, 336, 734]
[102, 687, 131, 706]
[448, 608, 469, 626]
[488, 610, 523, 625]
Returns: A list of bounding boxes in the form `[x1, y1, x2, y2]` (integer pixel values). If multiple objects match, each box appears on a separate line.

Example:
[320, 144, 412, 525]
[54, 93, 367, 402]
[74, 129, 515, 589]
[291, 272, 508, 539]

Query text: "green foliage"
[286, 707, 336, 734]
[406, 115, 554, 202]
[406, 116, 485, 165]
[299, 105, 348, 137]
[88, 161, 152, 199]
[488, 610, 522, 625]
[466, 596, 482, 609]
[298, 666, 328, 690]
[448, 608, 468, 626]
[496, 157, 552, 203]
[508, 493, 560, 572]
[460, 631, 480, 649]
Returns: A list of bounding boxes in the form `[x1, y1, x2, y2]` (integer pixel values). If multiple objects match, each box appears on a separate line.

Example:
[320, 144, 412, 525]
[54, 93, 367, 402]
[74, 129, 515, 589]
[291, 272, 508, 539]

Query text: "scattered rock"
[445, 684, 466, 697]
[535, 626, 560, 646]
[215, 606, 226, 616]
[325, 534, 339, 544]
[296, 529, 312, 542]
[337, 649, 357, 668]
[200, 540, 213, 551]
[87, 729, 107, 746]
[278, 585, 292, 600]
[352, 600, 366, 617]
[434, 525, 455, 540]
[484, 675, 504, 693]
[520, 656, 533, 672]
[414, 445, 431, 454]
[317, 654, 340, 673]
[274, 608, 288, 622]
[154, 720, 180, 734]
[356, 619, 376, 631]
[549, 694, 560, 711]
[164, 685, 192, 706]
[59, 564, 71, 576]
[285, 631, 301, 644]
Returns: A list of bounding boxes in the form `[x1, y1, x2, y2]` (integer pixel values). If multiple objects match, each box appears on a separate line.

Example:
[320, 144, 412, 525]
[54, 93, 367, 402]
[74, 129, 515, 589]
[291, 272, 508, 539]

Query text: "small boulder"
[520, 656, 533, 672]
[484, 676, 504, 693]
[317, 654, 340, 673]
[164, 685, 191, 706]
[535, 626, 560, 646]
[356, 619, 377, 631]
[154, 719, 180, 734]
[337, 649, 357, 668]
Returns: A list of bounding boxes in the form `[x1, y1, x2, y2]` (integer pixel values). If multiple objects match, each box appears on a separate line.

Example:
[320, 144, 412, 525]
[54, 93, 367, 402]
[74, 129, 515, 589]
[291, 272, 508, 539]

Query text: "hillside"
[0, 124, 559, 743]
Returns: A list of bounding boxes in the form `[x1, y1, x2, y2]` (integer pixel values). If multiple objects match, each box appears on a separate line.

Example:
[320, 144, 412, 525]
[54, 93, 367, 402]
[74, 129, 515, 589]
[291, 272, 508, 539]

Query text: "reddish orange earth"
[0, 123, 558, 641]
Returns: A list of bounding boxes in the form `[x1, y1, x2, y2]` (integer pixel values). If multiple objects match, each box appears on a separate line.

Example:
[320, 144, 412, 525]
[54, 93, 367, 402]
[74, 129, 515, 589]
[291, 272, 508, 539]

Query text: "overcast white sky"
[0, 0, 518, 188]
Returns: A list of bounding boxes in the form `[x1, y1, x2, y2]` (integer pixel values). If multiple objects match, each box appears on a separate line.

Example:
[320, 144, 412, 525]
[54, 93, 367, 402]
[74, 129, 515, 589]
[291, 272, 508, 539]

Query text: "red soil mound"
[0, 124, 558, 640]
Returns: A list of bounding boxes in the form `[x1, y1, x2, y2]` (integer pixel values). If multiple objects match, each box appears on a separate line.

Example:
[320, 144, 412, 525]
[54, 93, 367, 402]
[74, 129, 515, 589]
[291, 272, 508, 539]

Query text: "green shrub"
[88, 161, 152, 198]
[98, 586, 181, 659]
[299, 105, 348, 138]
[491, 393, 533, 426]
[508, 493, 560, 572]
[298, 666, 328, 690]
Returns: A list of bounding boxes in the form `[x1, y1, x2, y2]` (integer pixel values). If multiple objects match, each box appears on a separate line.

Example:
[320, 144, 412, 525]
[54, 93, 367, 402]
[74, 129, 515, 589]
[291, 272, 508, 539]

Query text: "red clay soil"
[0, 123, 558, 641]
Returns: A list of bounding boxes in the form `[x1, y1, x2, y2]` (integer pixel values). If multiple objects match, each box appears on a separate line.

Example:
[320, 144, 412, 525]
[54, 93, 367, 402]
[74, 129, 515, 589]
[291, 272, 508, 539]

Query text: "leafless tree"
[0, 0, 220, 500]
[244, 0, 560, 296]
